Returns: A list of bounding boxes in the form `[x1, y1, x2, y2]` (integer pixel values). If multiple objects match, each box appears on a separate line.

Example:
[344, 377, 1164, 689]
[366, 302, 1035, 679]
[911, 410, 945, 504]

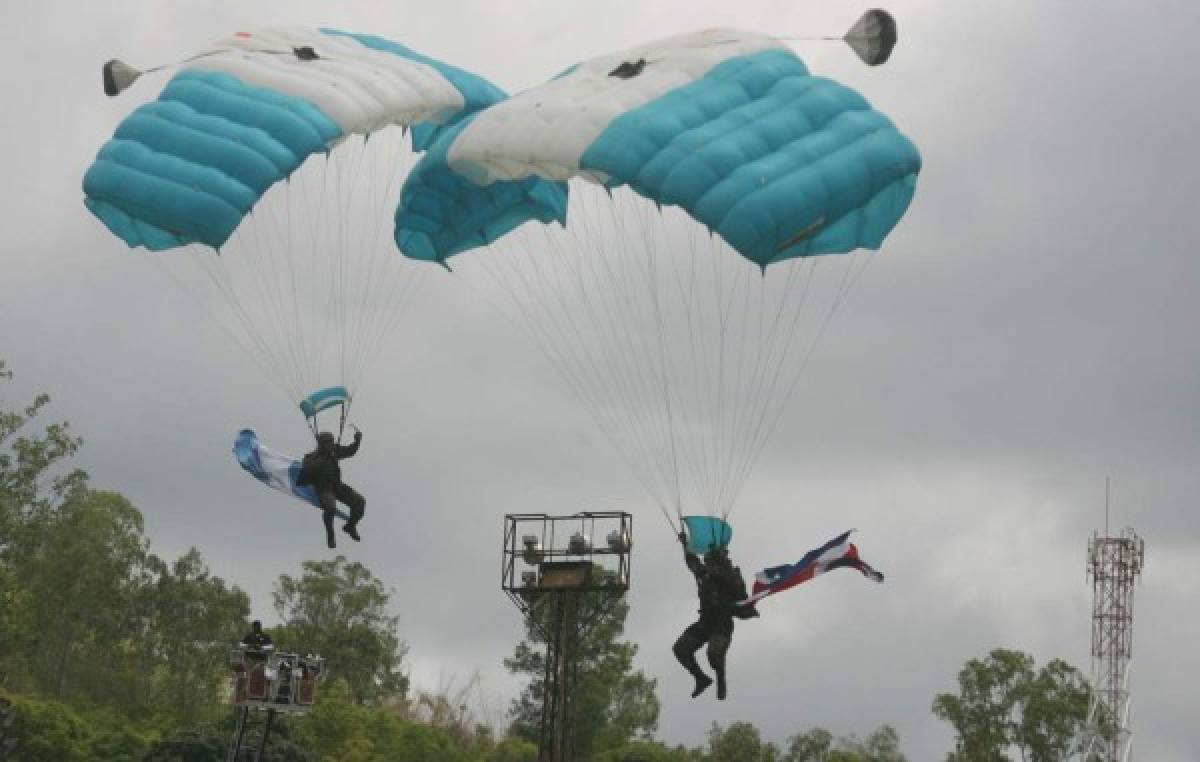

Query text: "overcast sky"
[3, 0, 1199, 758]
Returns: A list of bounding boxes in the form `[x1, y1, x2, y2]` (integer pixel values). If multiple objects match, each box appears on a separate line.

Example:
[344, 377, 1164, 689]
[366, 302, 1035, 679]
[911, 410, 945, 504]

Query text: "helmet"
[316, 432, 335, 447]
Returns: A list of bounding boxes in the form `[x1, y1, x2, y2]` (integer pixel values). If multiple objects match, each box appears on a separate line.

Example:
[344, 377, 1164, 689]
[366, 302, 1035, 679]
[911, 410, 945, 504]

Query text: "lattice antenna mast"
[1083, 487, 1144, 762]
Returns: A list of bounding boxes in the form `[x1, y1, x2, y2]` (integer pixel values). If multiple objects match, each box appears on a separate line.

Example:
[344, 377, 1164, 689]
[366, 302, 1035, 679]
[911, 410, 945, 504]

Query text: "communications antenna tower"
[1083, 488, 1144, 761]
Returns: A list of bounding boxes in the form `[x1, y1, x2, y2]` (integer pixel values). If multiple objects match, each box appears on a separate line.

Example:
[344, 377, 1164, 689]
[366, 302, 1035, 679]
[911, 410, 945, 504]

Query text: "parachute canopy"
[85, 26, 506, 252]
[393, 29, 921, 526]
[396, 27, 920, 268]
[84, 28, 513, 415]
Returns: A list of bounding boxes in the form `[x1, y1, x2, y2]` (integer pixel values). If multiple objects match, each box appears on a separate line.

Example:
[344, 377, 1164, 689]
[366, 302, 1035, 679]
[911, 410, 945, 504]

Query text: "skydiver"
[296, 428, 365, 549]
[673, 531, 758, 700]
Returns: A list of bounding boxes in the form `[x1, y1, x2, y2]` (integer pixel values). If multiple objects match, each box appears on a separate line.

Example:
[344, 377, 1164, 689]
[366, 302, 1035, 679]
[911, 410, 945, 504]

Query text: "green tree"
[0, 691, 152, 762]
[487, 735, 538, 762]
[783, 728, 833, 762]
[273, 556, 409, 704]
[0, 360, 87, 525]
[932, 648, 1093, 761]
[8, 489, 151, 704]
[708, 721, 779, 762]
[0, 360, 87, 685]
[595, 739, 705, 762]
[505, 593, 659, 760]
[144, 548, 251, 726]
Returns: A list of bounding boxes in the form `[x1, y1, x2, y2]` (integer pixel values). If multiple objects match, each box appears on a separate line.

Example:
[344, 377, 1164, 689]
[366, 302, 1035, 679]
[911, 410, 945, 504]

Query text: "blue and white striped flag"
[233, 429, 348, 519]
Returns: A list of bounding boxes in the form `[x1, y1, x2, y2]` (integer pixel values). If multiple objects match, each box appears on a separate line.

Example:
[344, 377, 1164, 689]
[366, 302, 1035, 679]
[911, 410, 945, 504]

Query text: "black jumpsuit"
[673, 548, 753, 697]
[297, 433, 365, 544]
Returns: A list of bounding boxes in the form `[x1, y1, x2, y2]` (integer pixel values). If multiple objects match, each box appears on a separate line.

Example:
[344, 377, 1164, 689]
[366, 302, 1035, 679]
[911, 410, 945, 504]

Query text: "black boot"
[343, 523, 361, 542]
[716, 672, 727, 700]
[691, 673, 713, 698]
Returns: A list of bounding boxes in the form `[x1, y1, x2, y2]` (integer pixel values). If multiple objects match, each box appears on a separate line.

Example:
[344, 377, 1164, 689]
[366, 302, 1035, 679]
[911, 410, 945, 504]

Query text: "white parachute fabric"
[445, 29, 785, 185]
[186, 28, 466, 136]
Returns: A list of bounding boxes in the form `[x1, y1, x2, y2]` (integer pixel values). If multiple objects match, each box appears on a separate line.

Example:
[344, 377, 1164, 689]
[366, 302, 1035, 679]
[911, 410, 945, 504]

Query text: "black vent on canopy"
[608, 58, 647, 79]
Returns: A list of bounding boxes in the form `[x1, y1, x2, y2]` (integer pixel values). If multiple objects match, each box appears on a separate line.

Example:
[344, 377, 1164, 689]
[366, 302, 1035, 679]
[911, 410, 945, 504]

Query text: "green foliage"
[594, 739, 705, 762]
[142, 549, 250, 726]
[0, 360, 87, 681]
[932, 648, 1093, 761]
[712, 723, 906, 762]
[708, 722, 779, 762]
[272, 556, 409, 704]
[292, 679, 484, 762]
[0, 359, 87, 522]
[139, 727, 226, 762]
[783, 728, 833, 761]
[486, 736, 538, 762]
[504, 593, 659, 760]
[8, 489, 151, 703]
[0, 691, 153, 762]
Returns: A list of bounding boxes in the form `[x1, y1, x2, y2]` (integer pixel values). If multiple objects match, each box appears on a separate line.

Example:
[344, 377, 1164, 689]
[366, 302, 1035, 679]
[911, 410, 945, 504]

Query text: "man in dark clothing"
[240, 620, 273, 650]
[673, 531, 758, 700]
[296, 428, 365, 549]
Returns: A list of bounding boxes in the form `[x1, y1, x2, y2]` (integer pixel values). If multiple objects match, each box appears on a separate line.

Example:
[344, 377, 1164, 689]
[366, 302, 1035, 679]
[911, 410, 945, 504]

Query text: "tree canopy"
[932, 648, 1096, 761]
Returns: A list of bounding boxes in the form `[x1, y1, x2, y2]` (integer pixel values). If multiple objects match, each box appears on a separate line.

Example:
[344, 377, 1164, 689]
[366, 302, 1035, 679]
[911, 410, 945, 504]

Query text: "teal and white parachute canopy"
[395, 27, 921, 529]
[84, 27, 509, 425]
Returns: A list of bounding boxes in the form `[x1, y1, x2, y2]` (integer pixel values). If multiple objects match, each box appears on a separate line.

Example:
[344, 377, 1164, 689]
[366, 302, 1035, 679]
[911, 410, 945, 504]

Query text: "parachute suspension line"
[343, 132, 422, 397]
[627, 195, 687, 523]
[344, 135, 378, 391]
[603, 193, 693, 525]
[719, 259, 813, 519]
[467, 189, 680, 530]
[190, 239, 303, 402]
[153, 250, 297, 408]
[724, 251, 873, 515]
[251, 176, 307, 394]
[237, 168, 310, 396]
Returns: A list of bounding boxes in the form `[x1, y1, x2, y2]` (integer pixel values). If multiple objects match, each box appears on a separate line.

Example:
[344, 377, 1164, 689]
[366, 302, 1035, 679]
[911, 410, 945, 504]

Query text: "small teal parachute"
[682, 516, 733, 554]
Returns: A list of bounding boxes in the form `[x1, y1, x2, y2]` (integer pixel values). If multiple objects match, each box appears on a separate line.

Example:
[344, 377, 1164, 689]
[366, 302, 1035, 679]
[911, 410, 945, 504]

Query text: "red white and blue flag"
[743, 530, 884, 604]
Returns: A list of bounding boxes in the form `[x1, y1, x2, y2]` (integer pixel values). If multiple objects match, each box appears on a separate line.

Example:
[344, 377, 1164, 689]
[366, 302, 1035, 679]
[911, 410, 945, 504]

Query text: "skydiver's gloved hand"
[353, 428, 363, 444]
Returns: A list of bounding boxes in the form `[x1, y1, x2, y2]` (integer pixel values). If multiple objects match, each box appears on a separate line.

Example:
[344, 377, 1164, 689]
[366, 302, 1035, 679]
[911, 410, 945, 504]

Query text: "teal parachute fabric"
[84, 28, 510, 252]
[394, 31, 920, 268]
[682, 516, 733, 554]
[396, 120, 567, 264]
[85, 70, 340, 250]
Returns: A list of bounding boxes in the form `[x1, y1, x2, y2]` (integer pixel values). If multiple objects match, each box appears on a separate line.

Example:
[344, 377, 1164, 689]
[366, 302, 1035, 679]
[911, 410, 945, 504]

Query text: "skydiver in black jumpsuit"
[297, 429, 365, 549]
[673, 532, 758, 700]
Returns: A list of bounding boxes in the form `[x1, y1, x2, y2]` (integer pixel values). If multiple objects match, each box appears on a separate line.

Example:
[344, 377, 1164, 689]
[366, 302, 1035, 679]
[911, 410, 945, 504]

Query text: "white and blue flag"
[233, 429, 348, 519]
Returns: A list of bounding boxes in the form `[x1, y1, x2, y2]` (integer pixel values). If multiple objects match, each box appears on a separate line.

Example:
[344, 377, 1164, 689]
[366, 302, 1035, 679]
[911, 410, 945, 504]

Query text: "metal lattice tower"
[501, 512, 632, 762]
[1083, 526, 1144, 761]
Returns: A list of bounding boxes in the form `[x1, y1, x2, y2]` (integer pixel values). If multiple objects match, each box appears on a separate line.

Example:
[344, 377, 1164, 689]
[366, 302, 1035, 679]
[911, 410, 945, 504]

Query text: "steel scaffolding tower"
[501, 512, 632, 762]
[1083, 526, 1144, 761]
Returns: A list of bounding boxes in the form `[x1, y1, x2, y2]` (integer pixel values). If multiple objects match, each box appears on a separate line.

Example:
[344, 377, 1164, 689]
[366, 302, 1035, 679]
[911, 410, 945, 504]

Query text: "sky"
[3, 0, 1199, 758]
